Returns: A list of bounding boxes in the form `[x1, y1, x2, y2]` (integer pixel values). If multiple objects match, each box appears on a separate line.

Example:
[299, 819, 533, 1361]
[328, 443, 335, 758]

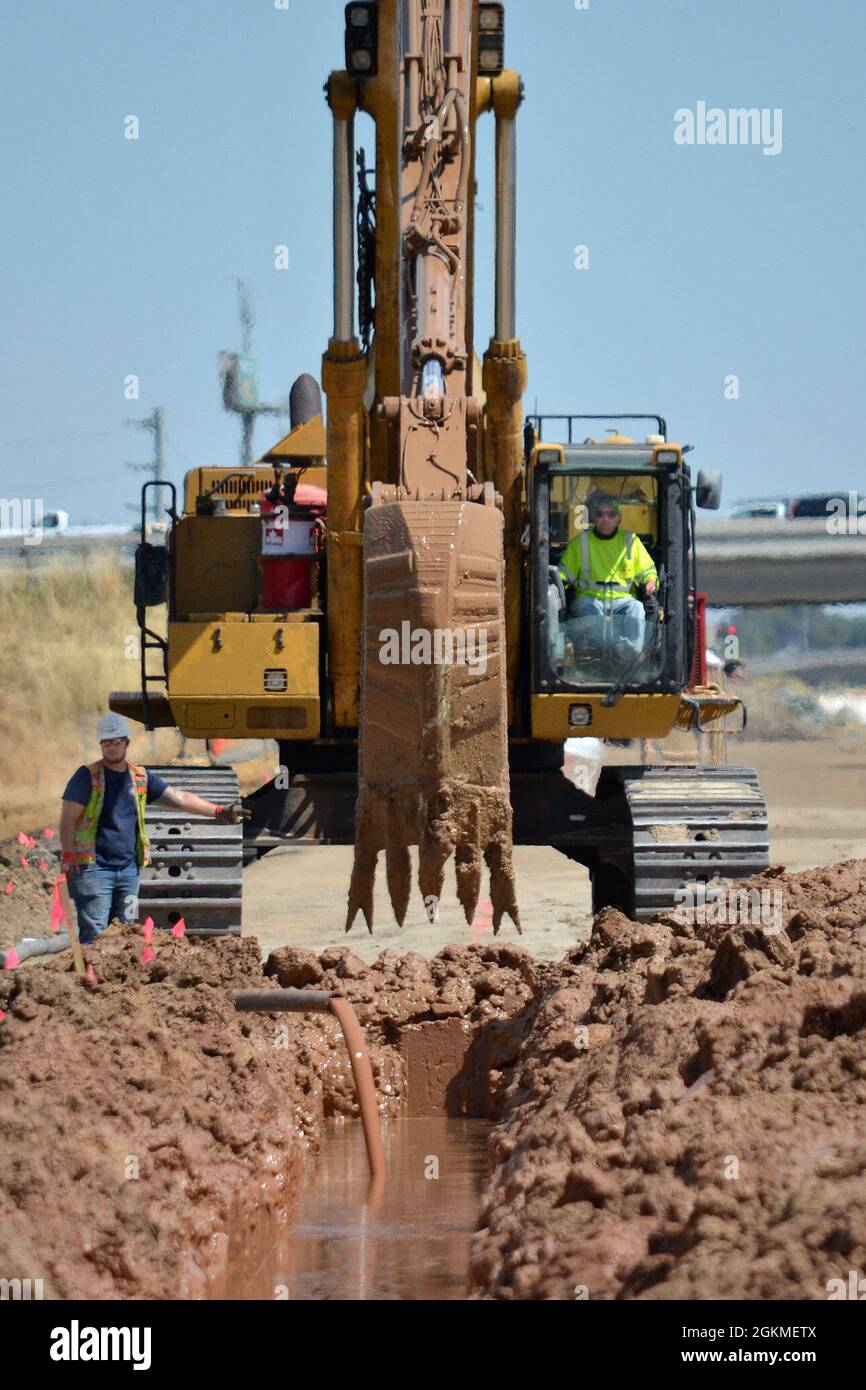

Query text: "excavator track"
[139, 767, 243, 937]
[621, 765, 770, 922]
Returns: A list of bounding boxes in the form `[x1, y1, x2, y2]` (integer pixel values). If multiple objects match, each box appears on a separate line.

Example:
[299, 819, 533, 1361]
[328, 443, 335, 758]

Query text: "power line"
[165, 432, 196, 466]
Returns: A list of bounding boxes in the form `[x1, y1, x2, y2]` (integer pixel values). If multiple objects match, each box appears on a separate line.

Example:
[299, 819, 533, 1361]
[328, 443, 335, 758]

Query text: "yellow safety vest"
[71, 761, 151, 868]
[558, 529, 657, 602]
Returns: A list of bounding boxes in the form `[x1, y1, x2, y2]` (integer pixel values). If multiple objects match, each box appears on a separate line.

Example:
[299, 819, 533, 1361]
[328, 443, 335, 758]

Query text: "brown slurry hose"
[233, 988, 386, 1184]
[328, 994, 386, 1182]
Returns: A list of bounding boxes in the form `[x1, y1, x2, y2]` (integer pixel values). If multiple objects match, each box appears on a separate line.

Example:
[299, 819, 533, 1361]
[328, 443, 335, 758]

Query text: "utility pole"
[239, 281, 255, 466]
[220, 279, 289, 466]
[126, 409, 166, 524]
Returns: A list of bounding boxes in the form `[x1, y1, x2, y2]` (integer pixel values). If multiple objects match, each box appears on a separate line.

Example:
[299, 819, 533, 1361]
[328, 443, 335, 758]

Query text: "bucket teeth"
[345, 855, 376, 935]
[385, 839, 412, 928]
[347, 787, 520, 932]
[485, 841, 522, 936]
[346, 801, 378, 934]
[455, 838, 483, 925]
[418, 838, 451, 923]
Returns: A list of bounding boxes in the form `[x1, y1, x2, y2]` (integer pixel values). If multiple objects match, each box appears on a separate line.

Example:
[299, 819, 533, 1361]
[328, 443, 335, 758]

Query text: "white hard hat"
[97, 713, 131, 742]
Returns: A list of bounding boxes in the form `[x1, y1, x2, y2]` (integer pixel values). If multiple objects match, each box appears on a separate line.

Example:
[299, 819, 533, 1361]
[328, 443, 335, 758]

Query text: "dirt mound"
[264, 940, 540, 1029]
[469, 861, 866, 1299]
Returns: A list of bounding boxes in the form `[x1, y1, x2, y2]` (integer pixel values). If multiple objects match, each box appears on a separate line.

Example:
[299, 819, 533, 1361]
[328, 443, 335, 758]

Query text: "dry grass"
[744, 675, 866, 742]
[0, 558, 177, 836]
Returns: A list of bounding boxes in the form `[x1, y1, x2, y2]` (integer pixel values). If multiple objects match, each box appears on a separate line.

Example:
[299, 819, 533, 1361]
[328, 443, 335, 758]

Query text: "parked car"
[729, 494, 865, 522]
[728, 498, 787, 520]
[789, 493, 866, 520]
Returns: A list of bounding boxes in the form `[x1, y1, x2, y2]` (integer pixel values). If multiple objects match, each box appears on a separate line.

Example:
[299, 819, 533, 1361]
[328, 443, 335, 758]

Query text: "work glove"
[215, 801, 251, 824]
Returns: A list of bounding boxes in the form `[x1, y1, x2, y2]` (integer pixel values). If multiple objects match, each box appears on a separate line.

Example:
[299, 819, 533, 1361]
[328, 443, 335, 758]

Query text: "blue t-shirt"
[63, 765, 169, 868]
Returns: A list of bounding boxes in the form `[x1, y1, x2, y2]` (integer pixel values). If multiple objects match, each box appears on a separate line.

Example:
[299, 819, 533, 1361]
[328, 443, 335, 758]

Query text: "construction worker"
[558, 493, 659, 660]
[59, 714, 248, 945]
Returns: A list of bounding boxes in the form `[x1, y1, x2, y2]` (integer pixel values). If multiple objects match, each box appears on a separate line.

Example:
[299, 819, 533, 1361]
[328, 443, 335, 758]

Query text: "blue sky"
[1, 0, 863, 522]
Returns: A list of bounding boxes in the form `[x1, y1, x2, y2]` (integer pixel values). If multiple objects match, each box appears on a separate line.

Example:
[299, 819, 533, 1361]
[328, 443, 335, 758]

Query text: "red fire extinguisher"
[260, 475, 327, 611]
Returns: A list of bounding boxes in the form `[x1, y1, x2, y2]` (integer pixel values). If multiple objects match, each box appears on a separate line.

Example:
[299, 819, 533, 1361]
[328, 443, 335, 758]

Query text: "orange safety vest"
[71, 762, 151, 868]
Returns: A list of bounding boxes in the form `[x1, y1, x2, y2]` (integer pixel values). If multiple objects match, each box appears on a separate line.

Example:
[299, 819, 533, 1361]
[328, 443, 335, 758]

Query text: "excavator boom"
[330, 1, 521, 932]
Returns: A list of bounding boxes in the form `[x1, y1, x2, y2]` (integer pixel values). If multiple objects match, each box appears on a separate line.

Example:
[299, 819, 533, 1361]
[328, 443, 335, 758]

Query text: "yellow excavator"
[112, 0, 768, 937]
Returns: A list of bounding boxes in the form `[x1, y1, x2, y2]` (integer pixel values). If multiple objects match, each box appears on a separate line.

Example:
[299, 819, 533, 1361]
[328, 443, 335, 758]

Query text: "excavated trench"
[221, 1118, 492, 1300]
[215, 1008, 531, 1300]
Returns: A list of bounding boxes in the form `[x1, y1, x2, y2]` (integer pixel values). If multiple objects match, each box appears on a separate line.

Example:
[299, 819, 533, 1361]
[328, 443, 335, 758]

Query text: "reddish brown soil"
[0, 831, 62, 952]
[3, 860, 865, 1301]
[0, 931, 536, 1299]
[0, 929, 407, 1298]
[469, 861, 866, 1300]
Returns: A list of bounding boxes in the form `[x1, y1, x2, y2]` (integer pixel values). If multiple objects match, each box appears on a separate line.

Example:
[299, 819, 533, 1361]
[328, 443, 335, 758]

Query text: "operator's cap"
[97, 713, 131, 742]
[589, 492, 622, 518]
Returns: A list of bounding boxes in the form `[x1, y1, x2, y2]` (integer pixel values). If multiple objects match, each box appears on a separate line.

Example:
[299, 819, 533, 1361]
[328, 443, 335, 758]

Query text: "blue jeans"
[565, 596, 646, 656]
[68, 862, 140, 945]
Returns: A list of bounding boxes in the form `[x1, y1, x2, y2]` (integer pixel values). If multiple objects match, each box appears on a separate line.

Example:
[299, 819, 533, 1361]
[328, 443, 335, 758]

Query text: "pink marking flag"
[472, 899, 495, 936]
[3, 947, 19, 970]
[43, 828, 55, 840]
[142, 917, 155, 944]
[50, 879, 68, 932]
[3, 881, 14, 897]
[16, 832, 29, 846]
[140, 945, 155, 965]
[38, 858, 47, 872]
[18, 857, 28, 869]
[170, 918, 186, 939]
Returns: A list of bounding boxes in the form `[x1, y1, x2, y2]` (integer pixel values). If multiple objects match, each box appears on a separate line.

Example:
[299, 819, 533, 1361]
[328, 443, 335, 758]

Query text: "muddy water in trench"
[231, 1118, 490, 1300]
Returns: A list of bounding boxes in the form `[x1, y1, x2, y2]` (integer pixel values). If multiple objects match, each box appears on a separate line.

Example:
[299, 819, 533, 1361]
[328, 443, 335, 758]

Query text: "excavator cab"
[528, 420, 694, 713]
[548, 466, 665, 687]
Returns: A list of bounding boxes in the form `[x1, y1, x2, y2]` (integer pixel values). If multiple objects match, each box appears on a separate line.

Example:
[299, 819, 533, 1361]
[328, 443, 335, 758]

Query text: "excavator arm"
[323, 1, 525, 933]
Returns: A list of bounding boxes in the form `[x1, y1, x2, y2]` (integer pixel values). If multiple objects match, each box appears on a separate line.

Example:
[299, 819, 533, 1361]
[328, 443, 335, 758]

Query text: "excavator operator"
[558, 493, 659, 661]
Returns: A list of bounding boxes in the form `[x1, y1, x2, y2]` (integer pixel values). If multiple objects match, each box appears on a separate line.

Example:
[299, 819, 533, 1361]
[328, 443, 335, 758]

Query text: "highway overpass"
[3, 517, 866, 609]
[695, 517, 866, 607]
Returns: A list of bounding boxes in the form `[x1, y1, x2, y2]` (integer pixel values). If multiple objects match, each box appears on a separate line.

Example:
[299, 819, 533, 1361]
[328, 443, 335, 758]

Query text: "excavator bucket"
[347, 494, 520, 934]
